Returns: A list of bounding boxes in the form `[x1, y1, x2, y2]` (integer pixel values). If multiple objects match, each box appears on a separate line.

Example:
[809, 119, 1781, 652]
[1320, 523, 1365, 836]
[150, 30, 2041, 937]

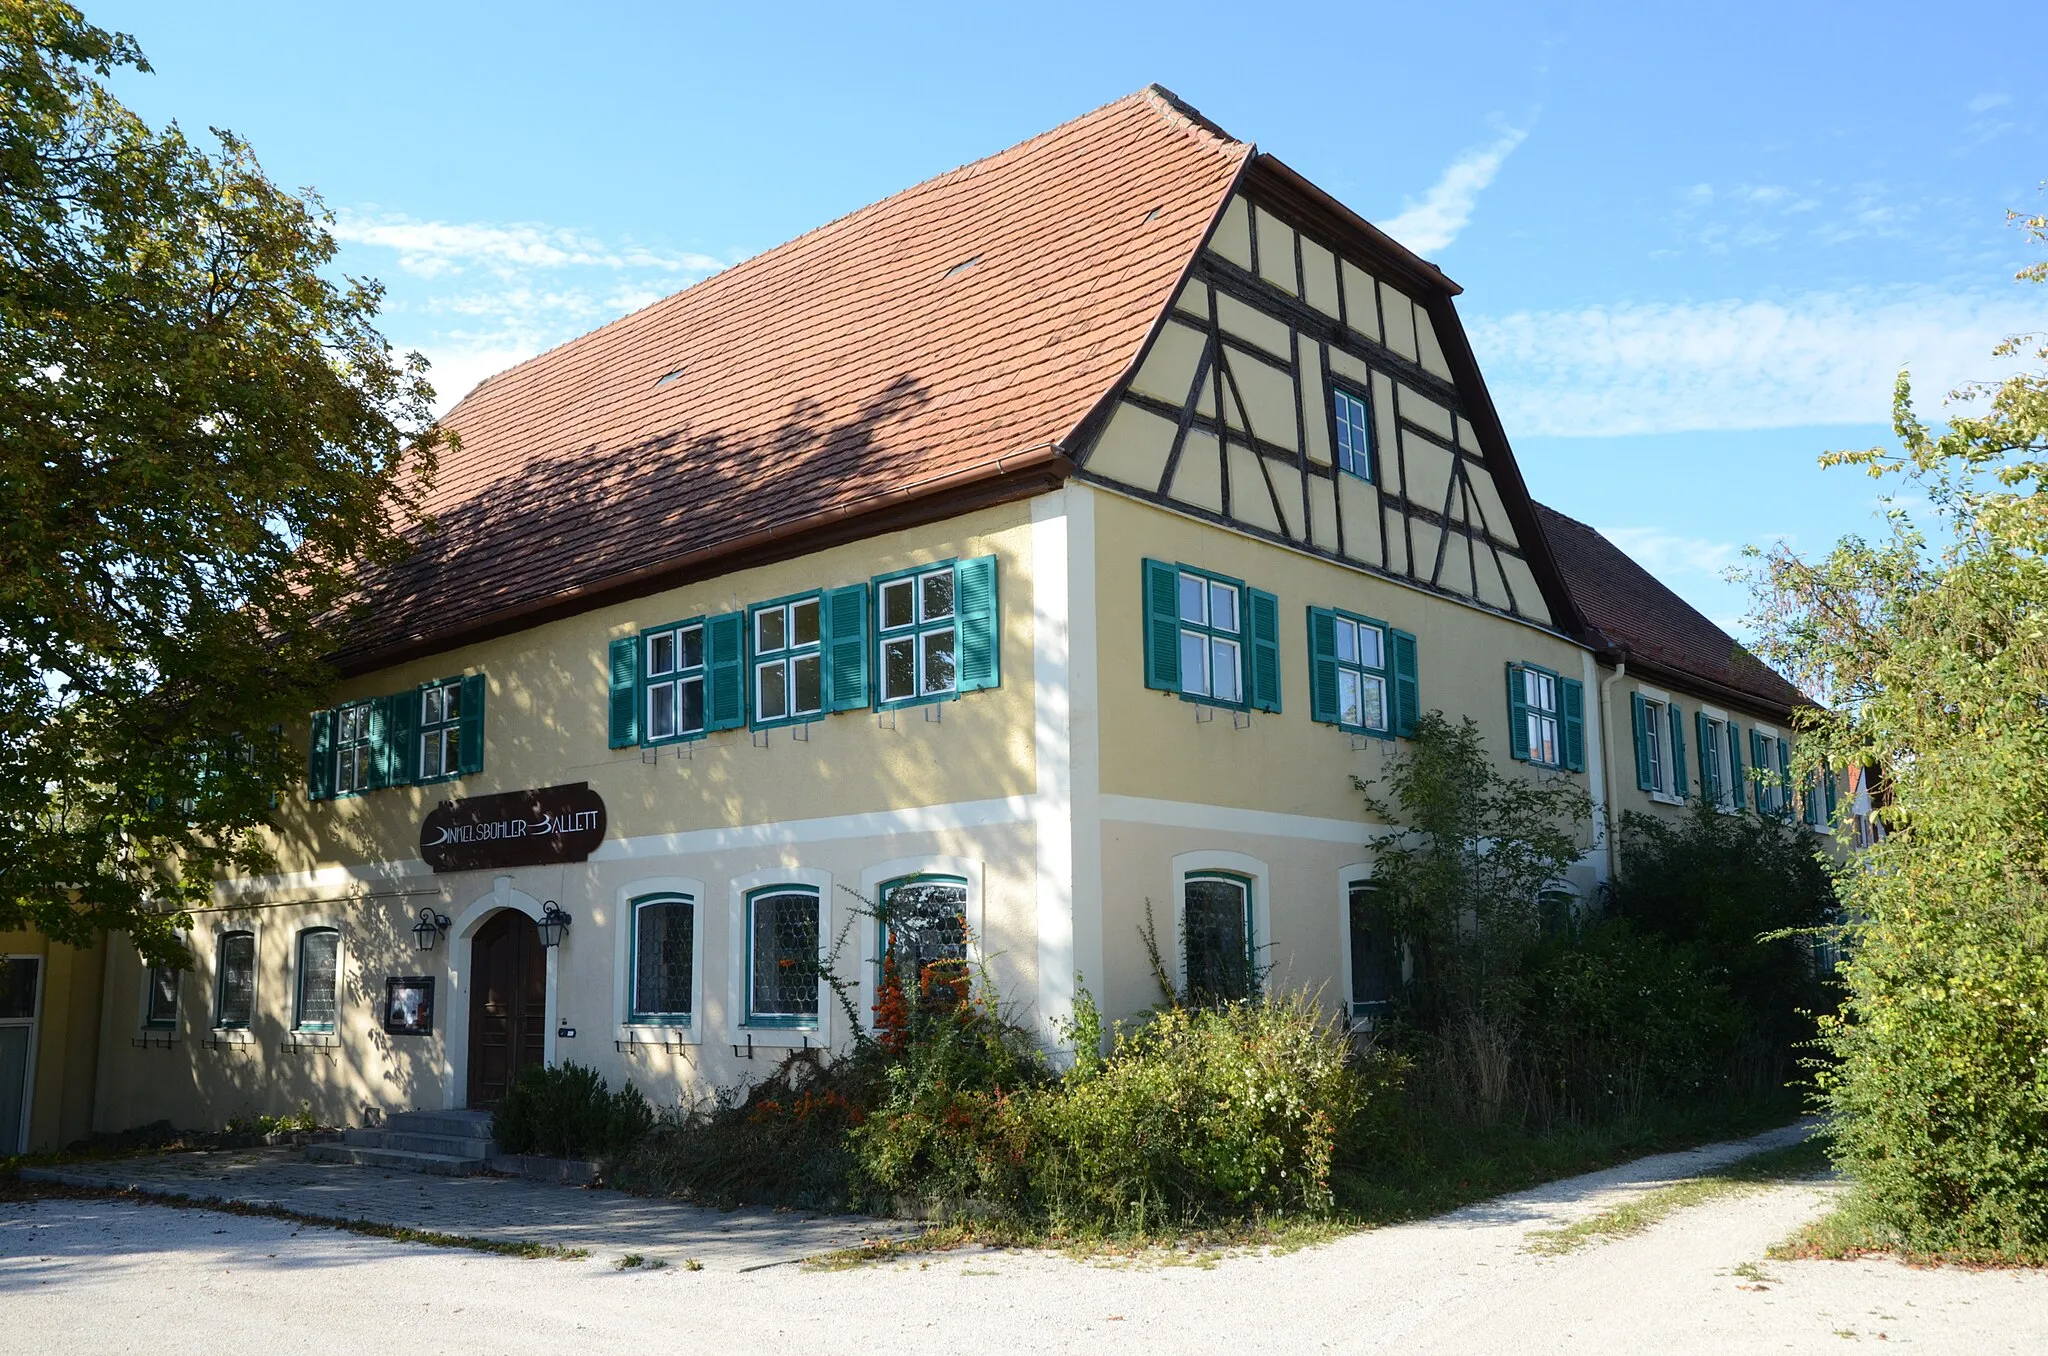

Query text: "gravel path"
[6, 1125, 2046, 1355]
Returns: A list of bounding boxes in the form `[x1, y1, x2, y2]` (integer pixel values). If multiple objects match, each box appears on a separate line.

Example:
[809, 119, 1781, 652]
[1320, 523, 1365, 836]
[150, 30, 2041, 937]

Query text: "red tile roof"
[335, 87, 1251, 671]
[1533, 502, 1802, 717]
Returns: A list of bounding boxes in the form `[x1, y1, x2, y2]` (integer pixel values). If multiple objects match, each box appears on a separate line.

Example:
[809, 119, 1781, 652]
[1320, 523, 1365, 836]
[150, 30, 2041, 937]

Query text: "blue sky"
[92, 0, 2046, 631]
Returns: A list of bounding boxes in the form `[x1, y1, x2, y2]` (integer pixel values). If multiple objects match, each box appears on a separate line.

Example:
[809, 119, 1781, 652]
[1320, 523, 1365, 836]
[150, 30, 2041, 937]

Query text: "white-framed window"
[1630, 689, 1687, 800]
[879, 874, 970, 985]
[418, 680, 463, 781]
[1331, 385, 1375, 482]
[745, 886, 821, 1028]
[334, 702, 373, 795]
[1183, 872, 1256, 1003]
[1176, 568, 1244, 705]
[876, 566, 958, 705]
[1514, 665, 1563, 768]
[1753, 729, 1790, 814]
[629, 894, 695, 1025]
[293, 928, 339, 1033]
[1642, 695, 1667, 793]
[643, 622, 707, 743]
[752, 595, 823, 725]
[214, 930, 255, 1030]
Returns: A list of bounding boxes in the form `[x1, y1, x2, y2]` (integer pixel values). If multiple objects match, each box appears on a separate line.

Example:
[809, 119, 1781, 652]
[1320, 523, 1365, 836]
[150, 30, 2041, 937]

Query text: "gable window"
[1508, 663, 1585, 772]
[1331, 385, 1375, 482]
[1630, 692, 1688, 800]
[144, 965, 179, 1029]
[644, 622, 707, 743]
[1347, 879, 1395, 1020]
[1141, 560, 1281, 712]
[630, 894, 695, 1025]
[752, 594, 824, 726]
[214, 931, 255, 1030]
[1309, 607, 1418, 737]
[746, 886, 820, 1027]
[1184, 873, 1256, 1004]
[294, 928, 339, 1033]
[418, 680, 463, 781]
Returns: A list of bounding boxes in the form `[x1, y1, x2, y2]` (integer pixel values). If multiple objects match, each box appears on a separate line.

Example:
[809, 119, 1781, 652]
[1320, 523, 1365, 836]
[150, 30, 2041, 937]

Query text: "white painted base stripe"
[1100, 794, 1391, 844]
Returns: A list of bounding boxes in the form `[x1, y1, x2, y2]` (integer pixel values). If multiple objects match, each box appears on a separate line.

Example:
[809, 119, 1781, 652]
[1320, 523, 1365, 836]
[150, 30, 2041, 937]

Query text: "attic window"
[1142, 205, 1164, 223]
[942, 255, 981, 280]
[655, 368, 685, 387]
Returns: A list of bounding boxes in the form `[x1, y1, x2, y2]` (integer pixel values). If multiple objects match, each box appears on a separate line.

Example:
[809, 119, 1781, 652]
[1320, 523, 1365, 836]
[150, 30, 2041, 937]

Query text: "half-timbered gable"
[1074, 160, 1573, 633]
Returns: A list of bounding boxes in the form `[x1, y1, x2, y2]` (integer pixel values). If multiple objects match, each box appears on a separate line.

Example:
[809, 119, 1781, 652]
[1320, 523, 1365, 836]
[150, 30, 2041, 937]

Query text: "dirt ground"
[5, 1129, 2045, 1355]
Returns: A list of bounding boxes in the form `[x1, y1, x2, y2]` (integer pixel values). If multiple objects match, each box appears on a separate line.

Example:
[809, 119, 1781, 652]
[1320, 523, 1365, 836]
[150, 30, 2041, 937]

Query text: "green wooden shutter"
[608, 637, 639, 748]
[706, 611, 746, 731]
[823, 583, 870, 710]
[1727, 723, 1744, 809]
[1308, 608, 1340, 725]
[1630, 692, 1653, 789]
[1824, 764, 1838, 820]
[1749, 729, 1767, 811]
[307, 710, 335, 801]
[1561, 678, 1585, 772]
[1777, 737, 1792, 816]
[1142, 559, 1181, 693]
[388, 688, 420, 786]
[1695, 712, 1715, 800]
[1668, 702, 1688, 798]
[458, 673, 486, 775]
[363, 699, 392, 790]
[1248, 587, 1281, 713]
[955, 555, 1000, 693]
[1506, 664, 1531, 761]
[1391, 629, 1419, 736]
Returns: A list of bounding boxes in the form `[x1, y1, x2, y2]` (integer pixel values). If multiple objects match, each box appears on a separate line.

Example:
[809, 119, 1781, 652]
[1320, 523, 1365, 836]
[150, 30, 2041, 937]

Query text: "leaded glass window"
[882, 876, 969, 980]
[295, 928, 338, 1032]
[748, 888, 819, 1025]
[145, 965, 179, 1028]
[632, 896, 695, 1023]
[215, 931, 255, 1029]
[1184, 874, 1254, 1005]
[1348, 880, 1394, 1018]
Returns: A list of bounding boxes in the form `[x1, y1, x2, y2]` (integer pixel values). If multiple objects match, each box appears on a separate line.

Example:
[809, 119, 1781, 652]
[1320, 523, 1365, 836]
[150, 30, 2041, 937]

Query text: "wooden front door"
[467, 909, 546, 1108]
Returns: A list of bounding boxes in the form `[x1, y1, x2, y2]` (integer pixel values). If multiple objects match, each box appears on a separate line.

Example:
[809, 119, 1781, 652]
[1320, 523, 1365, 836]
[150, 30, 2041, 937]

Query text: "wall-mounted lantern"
[412, 907, 452, 952]
[537, 901, 572, 949]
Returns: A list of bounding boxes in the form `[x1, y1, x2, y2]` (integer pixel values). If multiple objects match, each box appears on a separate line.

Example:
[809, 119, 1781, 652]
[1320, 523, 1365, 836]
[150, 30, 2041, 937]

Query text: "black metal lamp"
[412, 907, 451, 952]
[537, 901, 572, 948]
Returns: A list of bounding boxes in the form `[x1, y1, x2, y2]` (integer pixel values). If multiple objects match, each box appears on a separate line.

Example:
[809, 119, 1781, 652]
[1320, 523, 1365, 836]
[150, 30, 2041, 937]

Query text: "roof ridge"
[442, 86, 1246, 417]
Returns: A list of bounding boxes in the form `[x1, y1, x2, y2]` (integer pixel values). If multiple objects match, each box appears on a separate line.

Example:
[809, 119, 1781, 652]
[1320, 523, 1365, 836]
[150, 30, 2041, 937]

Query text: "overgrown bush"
[491, 1061, 654, 1161]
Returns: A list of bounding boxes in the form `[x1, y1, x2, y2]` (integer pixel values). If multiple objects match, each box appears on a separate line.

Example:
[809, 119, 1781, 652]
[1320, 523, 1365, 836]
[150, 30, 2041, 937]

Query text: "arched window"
[214, 931, 256, 1029]
[1183, 872, 1255, 1004]
[294, 928, 339, 1033]
[745, 886, 820, 1028]
[629, 894, 695, 1025]
[1347, 879, 1395, 1019]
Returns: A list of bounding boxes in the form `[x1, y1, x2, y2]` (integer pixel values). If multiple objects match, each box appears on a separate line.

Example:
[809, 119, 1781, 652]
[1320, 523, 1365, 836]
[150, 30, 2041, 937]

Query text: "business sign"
[418, 782, 607, 873]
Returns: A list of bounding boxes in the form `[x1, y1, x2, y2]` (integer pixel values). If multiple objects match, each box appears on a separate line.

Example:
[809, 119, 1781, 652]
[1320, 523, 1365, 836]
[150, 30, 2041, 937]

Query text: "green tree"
[0, 2, 444, 965]
[1747, 209, 2048, 1254]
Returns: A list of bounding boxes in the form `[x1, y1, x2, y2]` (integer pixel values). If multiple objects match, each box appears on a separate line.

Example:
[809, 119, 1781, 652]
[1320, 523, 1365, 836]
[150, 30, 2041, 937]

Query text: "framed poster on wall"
[383, 977, 435, 1035]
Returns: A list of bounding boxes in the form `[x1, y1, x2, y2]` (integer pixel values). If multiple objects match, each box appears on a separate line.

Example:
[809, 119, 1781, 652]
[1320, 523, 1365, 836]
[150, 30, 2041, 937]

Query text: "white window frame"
[1336, 862, 1398, 1027]
[333, 700, 373, 796]
[140, 951, 181, 1034]
[642, 622, 708, 745]
[1753, 723, 1788, 814]
[1331, 613, 1391, 735]
[1523, 666, 1564, 769]
[1169, 850, 1272, 997]
[751, 595, 825, 726]
[418, 678, 464, 782]
[1175, 569, 1246, 706]
[1697, 705, 1742, 812]
[876, 565, 959, 706]
[726, 867, 833, 1048]
[1636, 684, 1681, 803]
[211, 923, 259, 1032]
[613, 875, 706, 1047]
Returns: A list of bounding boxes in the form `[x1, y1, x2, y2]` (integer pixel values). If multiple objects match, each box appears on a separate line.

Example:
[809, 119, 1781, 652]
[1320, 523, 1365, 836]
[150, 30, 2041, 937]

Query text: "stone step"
[340, 1129, 497, 1158]
[379, 1110, 495, 1140]
[305, 1143, 489, 1176]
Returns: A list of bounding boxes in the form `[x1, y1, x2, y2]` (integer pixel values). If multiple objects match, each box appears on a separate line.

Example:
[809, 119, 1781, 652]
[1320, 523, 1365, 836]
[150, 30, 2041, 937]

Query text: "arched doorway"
[467, 909, 546, 1108]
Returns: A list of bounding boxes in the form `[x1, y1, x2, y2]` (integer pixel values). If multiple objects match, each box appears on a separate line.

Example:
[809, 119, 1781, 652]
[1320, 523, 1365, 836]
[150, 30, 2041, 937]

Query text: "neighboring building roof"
[1532, 502, 1803, 718]
[335, 86, 1251, 671]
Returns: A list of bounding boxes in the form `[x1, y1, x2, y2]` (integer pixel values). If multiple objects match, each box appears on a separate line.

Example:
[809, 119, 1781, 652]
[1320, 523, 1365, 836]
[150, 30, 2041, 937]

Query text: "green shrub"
[491, 1062, 654, 1161]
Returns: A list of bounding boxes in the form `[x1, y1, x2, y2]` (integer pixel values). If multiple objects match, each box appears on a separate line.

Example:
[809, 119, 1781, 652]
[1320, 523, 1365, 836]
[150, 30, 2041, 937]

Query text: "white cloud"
[1597, 527, 1747, 579]
[1968, 92, 2012, 113]
[1381, 127, 1530, 255]
[1468, 287, 2045, 437]
[332, 212, 726, 281]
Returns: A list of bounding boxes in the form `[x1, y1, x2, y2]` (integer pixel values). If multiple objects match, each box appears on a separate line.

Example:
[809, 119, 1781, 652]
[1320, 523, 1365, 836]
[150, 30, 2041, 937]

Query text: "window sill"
[1649, 791, 1686, 806]
[875, 689, 961, 712]
[735, 1024, 823, 1050]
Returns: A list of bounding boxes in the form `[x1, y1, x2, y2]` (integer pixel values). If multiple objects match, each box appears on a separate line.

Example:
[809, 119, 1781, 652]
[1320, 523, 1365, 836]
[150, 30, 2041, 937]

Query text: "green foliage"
[1745, 212, 2048, 1257]
[491, 1063, 654, 1161]
[0, 2, 444, 965]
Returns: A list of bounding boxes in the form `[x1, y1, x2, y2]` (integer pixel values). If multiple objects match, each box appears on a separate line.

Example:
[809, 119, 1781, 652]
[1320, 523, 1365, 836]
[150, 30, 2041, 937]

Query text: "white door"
[0, 957, 42, 1156]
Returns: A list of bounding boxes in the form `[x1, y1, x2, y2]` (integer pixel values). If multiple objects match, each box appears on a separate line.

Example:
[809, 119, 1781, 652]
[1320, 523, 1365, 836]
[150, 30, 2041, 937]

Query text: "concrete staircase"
[306, 1109, 496, 1176]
